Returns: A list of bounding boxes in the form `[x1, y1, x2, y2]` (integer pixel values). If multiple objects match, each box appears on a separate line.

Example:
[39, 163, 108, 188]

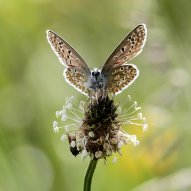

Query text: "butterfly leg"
[87, 89, 93, 99]
[101, 85, 107, 99]
[95, 91, 98, 103]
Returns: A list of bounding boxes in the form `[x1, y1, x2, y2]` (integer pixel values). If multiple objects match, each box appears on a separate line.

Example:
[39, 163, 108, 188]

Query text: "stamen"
[124, 121, 147, 128]
[53, 121, 58, 128]
[73, 106, 84, 114]
[82, 149, 88, 159]
[123, 101, 138, 113]
[69, 109, 83, 120]
[71, 141, 76, 148]
[53, 126, 59, 133]
[122, 114, 143, 121]
[143, 123, 148, 131]
[64, 125, 71, 133]
[118, 141, 124, 148]
[56, 111, 62, 118]
[121, 94, 131, 108]
[120, 108, 141, 117]
[112, 156, 118, 163]
[63, 114, 81, 124]
[61, 134, 67, 141]
[61, 114, 67, 122]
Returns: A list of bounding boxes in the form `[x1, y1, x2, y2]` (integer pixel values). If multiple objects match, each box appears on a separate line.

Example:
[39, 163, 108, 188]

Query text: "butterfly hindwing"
[105, 64, 139, 95]
[64, 67, 88, 95]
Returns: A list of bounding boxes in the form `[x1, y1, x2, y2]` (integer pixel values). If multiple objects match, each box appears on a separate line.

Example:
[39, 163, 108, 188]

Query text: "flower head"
[53, 96, 148, 160]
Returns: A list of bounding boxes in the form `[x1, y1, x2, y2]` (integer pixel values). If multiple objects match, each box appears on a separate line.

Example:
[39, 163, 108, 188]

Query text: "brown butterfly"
[47, 24, 147, 98]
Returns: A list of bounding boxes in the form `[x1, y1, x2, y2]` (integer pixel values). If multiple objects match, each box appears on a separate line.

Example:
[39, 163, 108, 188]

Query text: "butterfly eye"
[92, 71, 100, 77]
[96, 71, 100, 76]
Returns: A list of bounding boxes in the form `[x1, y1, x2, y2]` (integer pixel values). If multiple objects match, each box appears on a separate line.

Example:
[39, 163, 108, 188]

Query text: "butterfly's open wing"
[101, 24, 147, 95]
[47, 30, 90, 72]
[105, 64, 139, 95]
[102, 24, 147, 73]
[47, 30, 91, 95]
[64, 67, 89, 96]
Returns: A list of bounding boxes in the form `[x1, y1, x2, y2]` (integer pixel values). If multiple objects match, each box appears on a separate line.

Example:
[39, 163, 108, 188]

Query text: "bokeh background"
[1, 0, 191, 190]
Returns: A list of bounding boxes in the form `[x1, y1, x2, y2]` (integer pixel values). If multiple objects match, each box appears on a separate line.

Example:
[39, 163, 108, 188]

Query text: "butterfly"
[46, 24, 147, 98]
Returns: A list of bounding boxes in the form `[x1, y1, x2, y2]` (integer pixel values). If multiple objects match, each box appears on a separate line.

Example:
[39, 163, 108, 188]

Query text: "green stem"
[83, 159, 98, 191]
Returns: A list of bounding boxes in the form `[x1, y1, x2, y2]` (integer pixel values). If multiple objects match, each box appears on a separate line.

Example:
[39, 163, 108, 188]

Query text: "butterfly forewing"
[47, 30, 91, 95]
[106, 64, 139, 95]
[46, 30, 90, 73]
[102, 24, 147, 73]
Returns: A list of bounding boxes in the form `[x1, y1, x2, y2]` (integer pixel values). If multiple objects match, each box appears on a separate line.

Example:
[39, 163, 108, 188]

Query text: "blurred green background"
[0, 0, 191, 190]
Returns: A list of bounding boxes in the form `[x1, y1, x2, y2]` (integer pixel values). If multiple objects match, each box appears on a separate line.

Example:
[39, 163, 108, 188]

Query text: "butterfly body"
[47, 24, 147, 98]
[87, 69, 106, 95]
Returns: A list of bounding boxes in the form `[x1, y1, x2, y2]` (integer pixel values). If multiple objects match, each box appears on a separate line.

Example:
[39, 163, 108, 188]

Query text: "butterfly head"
[91, 68, 101, 78]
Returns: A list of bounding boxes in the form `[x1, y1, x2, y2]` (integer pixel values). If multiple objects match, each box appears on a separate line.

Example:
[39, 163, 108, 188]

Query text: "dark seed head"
[81, 96, 120, 157]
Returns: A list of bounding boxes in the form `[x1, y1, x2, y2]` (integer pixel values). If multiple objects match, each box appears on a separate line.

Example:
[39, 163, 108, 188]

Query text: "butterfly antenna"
[98, 66, 102, 70]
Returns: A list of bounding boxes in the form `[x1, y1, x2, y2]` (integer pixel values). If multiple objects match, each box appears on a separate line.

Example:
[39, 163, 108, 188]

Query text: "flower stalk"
[83, 159, 98, 191]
